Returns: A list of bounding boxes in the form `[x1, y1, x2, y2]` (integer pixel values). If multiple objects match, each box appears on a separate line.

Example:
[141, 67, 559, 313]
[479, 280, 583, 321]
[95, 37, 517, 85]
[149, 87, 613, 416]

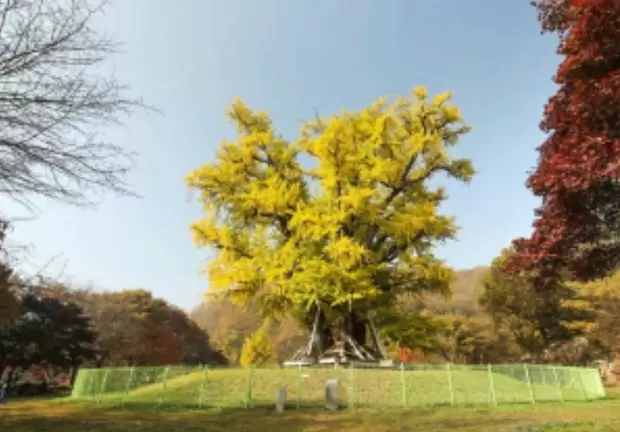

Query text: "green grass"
[2, 395, 620, 432]
[73, 365, 603, 409]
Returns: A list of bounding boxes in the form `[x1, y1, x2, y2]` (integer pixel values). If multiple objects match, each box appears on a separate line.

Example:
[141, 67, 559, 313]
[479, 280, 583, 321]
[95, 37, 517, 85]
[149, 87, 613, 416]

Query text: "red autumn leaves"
[397, 347, 420, 364]
[507, 0, 620, 282]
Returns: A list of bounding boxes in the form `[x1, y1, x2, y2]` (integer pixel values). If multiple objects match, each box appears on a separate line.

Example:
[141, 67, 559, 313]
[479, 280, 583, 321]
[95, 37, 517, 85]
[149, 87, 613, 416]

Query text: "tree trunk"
[70, 365, 79, 387]
[0, 355, 5, 382]
[346, 312, 367, 347]
[288, 305, 385, 364]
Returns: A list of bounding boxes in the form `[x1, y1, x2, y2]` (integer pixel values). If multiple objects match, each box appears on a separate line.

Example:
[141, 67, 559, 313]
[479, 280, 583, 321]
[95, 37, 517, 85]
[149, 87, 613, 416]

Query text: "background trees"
[191, 298, 307, 365]
[0, 287, 98, 389]
[37, 285, 225, 367]
[0, 221, 20, 329]
[0, 261, 20, 330]
[566, 273, 620, 362]
[0, 280, 225, 395]
[192, 298, 263, 365]
[187, 88, 474, 362]
[481, 249, 585, 358]
[4, 248, 620, 391]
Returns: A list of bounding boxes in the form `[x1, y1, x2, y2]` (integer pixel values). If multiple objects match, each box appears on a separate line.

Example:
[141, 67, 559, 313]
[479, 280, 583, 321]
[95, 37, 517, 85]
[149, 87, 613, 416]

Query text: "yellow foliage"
[187, 87, 474, 320]
[566, 272, 620, 353]
[240, 327, 273, 367]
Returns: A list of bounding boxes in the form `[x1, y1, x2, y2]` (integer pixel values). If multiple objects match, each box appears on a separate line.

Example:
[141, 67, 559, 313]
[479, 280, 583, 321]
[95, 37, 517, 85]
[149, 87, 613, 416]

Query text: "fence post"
[96, 369, 110, 405]
[552, 366, 564, 403]
[198, 365, 208, 408]
[400, 363, 407, 408]
[487, 364, 497, 406]
[296, 364, 302, 411]
[157, 366, 170, 409]
[447, 363, 455, 406]
[245, 365, 254, 408]
[576, 369, 588, 401]
[121, 366, 136, 408]
[85, 372, 95, 398]
[523, 364, 535, 404]
[347, 364, 356, 410]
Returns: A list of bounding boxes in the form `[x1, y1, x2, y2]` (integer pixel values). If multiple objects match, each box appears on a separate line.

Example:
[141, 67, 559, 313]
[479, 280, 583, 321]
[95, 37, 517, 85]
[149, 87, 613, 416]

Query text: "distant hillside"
[423, 266, 489, 315]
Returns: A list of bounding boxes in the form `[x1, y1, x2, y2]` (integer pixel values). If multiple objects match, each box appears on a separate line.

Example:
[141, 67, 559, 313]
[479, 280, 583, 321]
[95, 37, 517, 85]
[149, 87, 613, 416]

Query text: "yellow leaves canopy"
[187, 87, 474, 319]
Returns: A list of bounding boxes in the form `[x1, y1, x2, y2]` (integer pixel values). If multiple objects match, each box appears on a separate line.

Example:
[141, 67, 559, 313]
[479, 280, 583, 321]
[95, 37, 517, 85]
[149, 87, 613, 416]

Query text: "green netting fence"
[71, 363, 605, 410]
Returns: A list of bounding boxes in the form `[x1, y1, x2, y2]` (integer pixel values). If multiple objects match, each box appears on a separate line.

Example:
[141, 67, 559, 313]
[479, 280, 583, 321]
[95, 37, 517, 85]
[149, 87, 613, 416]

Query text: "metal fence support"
[198, 365, 208, 408]
[157, 366, 170, 409]
[297, 364, 303, 410]
[97, 368, 110, 405]
[245, 366, 254, 408]
[121, 366, 136, 408]
[347, 364, 357, 410]
[576, 369, 588, 401]
[447, 363, 455, 406]
[400, 363, 407, 408]
[523, 364, 535, 404]
[552, 366, 564, 403]
[85, 372, 95, 398]
[487, 364, 497, 406]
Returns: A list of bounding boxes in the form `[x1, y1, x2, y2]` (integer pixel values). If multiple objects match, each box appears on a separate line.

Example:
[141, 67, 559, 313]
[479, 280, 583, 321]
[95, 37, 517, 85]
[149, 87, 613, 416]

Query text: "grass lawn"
[2, 394, 620, 432]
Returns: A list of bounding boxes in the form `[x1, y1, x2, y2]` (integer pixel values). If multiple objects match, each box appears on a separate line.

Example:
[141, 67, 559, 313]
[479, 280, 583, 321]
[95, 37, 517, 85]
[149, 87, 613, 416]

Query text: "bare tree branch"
[0, 0, 151, 209]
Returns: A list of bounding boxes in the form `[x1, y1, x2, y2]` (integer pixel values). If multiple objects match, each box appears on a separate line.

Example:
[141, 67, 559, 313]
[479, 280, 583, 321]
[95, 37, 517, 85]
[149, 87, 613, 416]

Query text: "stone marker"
[325, 378, 339, 411]
[276, 386, 287, 412]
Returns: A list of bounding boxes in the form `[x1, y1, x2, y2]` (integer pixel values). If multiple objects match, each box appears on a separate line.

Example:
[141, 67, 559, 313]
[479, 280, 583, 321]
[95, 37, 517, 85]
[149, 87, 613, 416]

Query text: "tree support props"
[287, 305, 389, 364]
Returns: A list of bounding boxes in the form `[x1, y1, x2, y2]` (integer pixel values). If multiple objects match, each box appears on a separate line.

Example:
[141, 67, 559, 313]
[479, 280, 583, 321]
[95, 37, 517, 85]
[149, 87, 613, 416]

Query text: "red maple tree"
[507, 0, 620, 283]
[132, 324, 183, 366]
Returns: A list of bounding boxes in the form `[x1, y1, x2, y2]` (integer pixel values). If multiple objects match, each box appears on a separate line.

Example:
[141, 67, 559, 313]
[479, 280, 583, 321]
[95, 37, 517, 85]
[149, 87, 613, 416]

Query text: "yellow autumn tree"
[240, 327, 273, 367]
[481, 248, 597, 361]
[187, 87, 475, 363]
[566, 272, 620, 358]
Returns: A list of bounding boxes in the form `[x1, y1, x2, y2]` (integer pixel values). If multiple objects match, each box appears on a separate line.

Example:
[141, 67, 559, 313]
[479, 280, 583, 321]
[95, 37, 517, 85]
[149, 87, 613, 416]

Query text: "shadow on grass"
[0, 399, 538, 432]
[3, 396, 620, 432]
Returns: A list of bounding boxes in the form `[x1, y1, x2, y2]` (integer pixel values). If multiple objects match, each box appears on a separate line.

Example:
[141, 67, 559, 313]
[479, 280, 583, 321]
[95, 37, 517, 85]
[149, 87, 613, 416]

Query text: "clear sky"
[5, 0, 561, 311]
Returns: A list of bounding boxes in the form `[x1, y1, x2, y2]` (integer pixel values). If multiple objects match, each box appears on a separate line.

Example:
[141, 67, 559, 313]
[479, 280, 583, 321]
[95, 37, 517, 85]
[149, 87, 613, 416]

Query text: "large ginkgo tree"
[187, 87, 474, 363]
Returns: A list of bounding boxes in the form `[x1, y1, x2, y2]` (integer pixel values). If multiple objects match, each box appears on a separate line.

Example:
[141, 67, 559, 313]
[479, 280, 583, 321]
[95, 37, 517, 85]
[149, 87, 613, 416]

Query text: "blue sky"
[5, 0, 561, 310]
